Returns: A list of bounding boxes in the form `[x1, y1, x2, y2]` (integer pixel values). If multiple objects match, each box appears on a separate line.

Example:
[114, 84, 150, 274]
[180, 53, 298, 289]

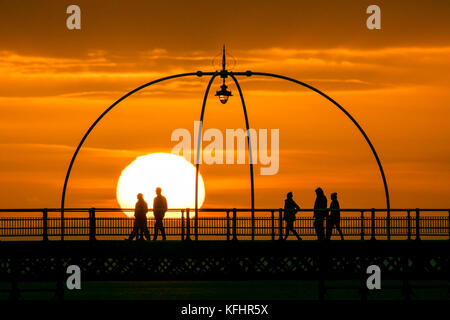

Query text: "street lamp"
[215, 45, 232, 104]
[215, 82, 232, 104]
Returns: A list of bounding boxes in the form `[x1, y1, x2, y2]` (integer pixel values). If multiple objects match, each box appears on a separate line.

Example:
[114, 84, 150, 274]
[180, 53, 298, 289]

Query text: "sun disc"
[116, 153, 205, 218]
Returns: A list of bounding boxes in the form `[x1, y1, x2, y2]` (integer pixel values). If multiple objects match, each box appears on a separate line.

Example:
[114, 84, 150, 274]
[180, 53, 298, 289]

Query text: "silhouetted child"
[326, 192, 344, 240]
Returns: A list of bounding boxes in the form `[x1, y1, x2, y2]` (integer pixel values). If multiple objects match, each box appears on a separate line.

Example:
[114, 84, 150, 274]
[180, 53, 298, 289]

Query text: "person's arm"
[163, 197, 168, 212]
[313, 199, 318, 216]
[293, 200, 300, 213]
[144, 202, 148, 214]
[329, 201, 335, 213]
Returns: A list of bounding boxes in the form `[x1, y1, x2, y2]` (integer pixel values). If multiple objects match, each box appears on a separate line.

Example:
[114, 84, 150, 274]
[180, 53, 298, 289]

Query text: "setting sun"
[116, 153, 205, 217]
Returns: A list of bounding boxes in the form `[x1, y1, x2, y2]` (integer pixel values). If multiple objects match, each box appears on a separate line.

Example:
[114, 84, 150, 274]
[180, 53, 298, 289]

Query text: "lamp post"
[60, 49, 390, 241]
[195, 46, 255, 239]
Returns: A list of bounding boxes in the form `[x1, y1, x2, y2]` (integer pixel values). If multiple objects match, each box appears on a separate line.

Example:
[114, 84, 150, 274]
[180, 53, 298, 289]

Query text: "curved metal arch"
[194, 73, 256, 240]
[195, 73, 219, 240]
[250, 71, 391, 238]
[194, 74, 256, 240]
[60, 72, 200, 240]
[229, 74, 255, 239]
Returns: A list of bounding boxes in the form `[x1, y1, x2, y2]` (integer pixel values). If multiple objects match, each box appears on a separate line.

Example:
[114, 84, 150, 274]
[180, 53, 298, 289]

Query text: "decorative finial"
[215, 45, 232, 104]
[222, 45, 226, 71]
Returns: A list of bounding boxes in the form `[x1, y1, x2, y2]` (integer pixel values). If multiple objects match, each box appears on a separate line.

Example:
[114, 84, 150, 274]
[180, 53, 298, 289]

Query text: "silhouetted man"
[283, 192, 302, 240]
[326, 192, 344, 240]
[153, 187, 168, 240]
[313, 187, 328, 241]
[128, 193, 151, 241]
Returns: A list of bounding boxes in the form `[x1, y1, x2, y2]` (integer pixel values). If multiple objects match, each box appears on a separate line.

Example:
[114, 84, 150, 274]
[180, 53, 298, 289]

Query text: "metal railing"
[0, 208, 449, 241]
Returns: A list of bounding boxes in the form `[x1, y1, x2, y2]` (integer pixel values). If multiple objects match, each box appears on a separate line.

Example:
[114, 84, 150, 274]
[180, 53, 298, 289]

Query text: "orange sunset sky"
[0, 0, 449, 211]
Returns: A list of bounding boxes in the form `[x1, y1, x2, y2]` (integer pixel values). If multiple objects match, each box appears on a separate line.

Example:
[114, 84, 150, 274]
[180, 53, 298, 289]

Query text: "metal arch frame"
[60, 71, 203, 240]
[194, 73, 256, 240]
[230, 74, 255, 239]
[61, 69, 391, 241]
[194, 73, 219, 240]
[248, 71, 391, 238]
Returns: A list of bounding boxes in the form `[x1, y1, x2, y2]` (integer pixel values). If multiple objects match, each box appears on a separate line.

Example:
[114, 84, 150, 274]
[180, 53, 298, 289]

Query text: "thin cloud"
[1, 45, 450, 98]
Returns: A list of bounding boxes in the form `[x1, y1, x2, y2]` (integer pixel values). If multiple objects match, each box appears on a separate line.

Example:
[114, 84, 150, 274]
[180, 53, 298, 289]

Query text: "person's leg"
[313, 220, 319, 240]
[137, 219, 146, 240]
[160, 220, 166, 240]
[292, 227, 302, 240]
[336, 220, 344, 240]
[319, 221, 325, 241]
[153, 222, 159, 240]
[337, 226, 344, 240]
[128, 229, 137, 240]
[284, 221, 290, 240]
[314, 219, 322, 240]
[325, 218, 332, 240]
[128, 220, 138, 240]
[142, 220, 151, 240]
[316, 219, 324, 241]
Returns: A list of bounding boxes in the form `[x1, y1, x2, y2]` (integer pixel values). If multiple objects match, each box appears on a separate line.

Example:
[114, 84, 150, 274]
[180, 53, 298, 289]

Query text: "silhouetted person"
[153, 187, 168, 240]
[313, 187, 328, 241]
[326, 192, 344, 240]
[128, 193, 151, 241]
[283, 192, 302, 240]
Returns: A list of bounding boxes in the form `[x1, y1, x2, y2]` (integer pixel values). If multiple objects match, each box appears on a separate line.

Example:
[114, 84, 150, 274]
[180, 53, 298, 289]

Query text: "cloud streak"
[1, 45, 450, 98]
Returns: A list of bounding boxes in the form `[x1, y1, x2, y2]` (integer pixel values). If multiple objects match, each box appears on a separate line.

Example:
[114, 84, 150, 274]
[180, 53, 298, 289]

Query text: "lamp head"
[215, 84, 232, 104]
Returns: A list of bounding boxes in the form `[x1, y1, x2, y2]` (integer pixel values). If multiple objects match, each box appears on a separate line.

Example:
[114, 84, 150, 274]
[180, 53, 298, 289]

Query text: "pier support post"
[181, 209, 185, 241]
[278, 209, 283, 240]
[360, 210, 364, 241]
[370, 208, 376, 241]
[271, 210, 275, 241]
[194, 209, 198, 241]
[232, 208, 238, 241]
[226, 210, 230, 241]
[89, 208, 96, 242]
[407, 210, 411, 240]
[448, 210, 450, 240]
[186, 208, 191, 241]
[42, 208, 48, 242]
[415, 208, 421, 241]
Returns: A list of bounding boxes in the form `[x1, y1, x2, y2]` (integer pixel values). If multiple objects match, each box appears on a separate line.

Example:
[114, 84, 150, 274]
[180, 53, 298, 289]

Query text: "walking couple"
[127, 187, 168, 241]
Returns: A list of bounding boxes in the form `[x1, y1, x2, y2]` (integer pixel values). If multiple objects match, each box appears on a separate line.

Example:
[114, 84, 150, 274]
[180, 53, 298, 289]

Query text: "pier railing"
[0, 208, 448, 241]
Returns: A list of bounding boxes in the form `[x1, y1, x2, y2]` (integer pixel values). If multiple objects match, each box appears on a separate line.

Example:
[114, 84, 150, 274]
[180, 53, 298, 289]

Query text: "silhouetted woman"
[283, 192, 302, 240]
[313, 187, 327, 241]
[326, 192, 344, 240]
[128, 193, 151, 241]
